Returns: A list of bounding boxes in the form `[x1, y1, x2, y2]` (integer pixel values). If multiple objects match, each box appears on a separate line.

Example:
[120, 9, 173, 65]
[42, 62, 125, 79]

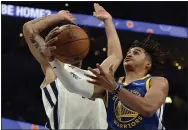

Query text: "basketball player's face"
[124, 47, 151, 70]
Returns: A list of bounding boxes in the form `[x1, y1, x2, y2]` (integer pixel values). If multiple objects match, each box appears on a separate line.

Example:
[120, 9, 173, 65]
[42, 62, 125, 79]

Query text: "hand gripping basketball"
[38, 27, 61, 62]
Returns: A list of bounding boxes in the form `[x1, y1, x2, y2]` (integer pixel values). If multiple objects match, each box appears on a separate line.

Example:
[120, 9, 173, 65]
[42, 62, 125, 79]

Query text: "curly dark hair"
[130, 36, 164, 75]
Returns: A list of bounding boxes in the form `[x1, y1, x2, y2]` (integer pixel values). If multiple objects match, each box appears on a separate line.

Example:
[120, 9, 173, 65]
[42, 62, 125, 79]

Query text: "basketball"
[51, 24, 90, 63]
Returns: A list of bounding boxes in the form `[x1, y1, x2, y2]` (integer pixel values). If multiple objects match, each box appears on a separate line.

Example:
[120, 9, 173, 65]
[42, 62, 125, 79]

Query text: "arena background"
[1, 1, 188, 130]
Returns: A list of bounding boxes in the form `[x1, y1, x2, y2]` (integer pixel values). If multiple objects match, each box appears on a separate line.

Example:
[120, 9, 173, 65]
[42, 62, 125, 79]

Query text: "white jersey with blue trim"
[41, 64, 108, 129]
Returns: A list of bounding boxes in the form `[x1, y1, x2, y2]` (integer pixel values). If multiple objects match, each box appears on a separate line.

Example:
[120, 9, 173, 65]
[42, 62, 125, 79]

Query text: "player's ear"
[145, 61, 152, 69]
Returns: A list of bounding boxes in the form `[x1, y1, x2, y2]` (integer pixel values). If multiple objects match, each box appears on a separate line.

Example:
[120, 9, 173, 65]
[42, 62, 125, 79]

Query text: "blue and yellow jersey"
[107, 74, 165, 130]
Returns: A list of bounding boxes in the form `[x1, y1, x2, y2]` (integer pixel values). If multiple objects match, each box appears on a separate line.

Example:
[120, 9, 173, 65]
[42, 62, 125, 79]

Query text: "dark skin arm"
[86, 64, 169, 117]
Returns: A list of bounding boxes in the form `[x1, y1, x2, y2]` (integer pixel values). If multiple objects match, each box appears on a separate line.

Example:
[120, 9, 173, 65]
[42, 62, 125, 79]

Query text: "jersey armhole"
[146, 77, 152, 92]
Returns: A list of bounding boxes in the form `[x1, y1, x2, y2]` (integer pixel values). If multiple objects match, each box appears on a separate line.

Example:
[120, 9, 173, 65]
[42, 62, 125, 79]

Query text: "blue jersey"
[107, 74, 165, 130]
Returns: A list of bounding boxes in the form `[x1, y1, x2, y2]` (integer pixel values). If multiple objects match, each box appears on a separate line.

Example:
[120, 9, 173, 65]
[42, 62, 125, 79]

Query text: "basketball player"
[83, 38, 169, 130]
[45, 28, 169, 129]
[23, 3, 123, 129]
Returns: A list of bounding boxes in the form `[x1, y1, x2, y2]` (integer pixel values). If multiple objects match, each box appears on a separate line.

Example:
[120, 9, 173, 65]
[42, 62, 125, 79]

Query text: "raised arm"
[93, 3, 123, 73]
[38, 4, 123, 100]
[23, 11, 75, 85]
[23, 11, 74, 66]
[85, 3, 123, 99]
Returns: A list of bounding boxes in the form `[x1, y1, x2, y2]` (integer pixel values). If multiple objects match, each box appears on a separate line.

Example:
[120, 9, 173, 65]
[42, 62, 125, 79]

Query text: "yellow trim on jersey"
[118, 77, 128, 86]
[121, 74, 151, 86]
[118, 77, 124, 83]
[139, 74, 151, 80]
[123, 82, 128, 86]
[146, 77, 152, 92]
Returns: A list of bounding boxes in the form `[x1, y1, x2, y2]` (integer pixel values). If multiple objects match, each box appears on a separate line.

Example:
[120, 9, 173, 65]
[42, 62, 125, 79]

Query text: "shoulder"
[150, 76, 169, 89]
[151, 76, 168, 83]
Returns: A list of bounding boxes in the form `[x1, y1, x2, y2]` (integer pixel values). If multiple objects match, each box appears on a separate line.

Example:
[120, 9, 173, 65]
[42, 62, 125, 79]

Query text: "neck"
[72, 61, 82, 68]
[124, 67, 147, 84]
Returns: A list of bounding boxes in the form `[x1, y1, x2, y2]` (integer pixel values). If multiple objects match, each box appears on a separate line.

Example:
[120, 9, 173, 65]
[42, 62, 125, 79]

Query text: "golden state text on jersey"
[106, 74, 164, 130]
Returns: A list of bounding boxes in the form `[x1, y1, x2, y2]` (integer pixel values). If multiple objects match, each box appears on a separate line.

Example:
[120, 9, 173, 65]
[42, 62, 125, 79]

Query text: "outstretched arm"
[93, 3, 123, 73]
[85, 3, 123, 99]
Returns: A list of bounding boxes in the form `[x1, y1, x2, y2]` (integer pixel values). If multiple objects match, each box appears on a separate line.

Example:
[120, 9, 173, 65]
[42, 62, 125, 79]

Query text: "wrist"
[47, 56, 55, 62]
[57, 13, 64, 20]
[104, 18, 113, 24]
[111, 83, 122, 96]
[109, 82, 117, 92]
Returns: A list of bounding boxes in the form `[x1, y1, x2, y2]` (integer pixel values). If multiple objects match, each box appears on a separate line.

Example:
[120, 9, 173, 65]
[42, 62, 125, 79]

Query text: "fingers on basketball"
[50, 27, 59, 33]
[45, 27, 59, 41]
[46, 37, 58, 46]
[46, 30, 61, 42]
[48, 46, 56, 51]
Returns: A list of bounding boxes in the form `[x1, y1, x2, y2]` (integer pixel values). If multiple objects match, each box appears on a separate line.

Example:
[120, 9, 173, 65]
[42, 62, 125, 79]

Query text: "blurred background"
[1, 1, 188, 130]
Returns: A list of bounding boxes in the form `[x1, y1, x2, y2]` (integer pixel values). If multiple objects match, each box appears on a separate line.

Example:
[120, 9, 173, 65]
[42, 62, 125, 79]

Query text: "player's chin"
[123, 60, 131, 65]
[123, 60, 132, 66]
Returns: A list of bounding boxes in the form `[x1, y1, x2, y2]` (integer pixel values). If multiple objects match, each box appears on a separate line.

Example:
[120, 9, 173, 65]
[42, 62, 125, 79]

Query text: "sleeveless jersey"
[41, 64, 108, 129]
[107, 74, 165, 130]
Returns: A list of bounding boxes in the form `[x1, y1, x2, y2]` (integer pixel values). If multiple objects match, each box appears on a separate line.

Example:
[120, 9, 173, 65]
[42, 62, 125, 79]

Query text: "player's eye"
[133, 51, 139, 55]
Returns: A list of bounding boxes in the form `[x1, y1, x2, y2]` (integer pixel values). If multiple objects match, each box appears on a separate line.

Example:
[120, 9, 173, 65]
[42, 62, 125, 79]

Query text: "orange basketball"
[51, 24, 90, 64]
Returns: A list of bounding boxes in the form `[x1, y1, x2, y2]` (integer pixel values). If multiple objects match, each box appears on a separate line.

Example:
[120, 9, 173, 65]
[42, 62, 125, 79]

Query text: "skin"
[40, 3, 123, 100]
[86, 47, 169, 117]
[23, 10, 75, 86]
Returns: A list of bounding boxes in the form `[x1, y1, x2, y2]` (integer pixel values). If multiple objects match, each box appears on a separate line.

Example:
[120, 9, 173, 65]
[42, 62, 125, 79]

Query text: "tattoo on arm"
[30, 33, 40, 49]
[30, 33, 36, 44]
[29, 29, 42, 49]
[34, 43, 40, 49]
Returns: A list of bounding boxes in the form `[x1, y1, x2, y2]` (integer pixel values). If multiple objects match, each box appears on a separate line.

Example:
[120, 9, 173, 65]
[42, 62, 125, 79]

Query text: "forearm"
[23, 14, 62, 74]
[23, 14, 62, 34]
[104, 19, 122, 58]
[49, 59, 94, 98]
[117, 88, 155, 117]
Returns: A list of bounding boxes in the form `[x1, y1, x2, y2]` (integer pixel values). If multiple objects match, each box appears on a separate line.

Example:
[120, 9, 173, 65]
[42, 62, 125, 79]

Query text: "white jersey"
[41, 64, 108, 129]
[156, 105, 165, 130]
